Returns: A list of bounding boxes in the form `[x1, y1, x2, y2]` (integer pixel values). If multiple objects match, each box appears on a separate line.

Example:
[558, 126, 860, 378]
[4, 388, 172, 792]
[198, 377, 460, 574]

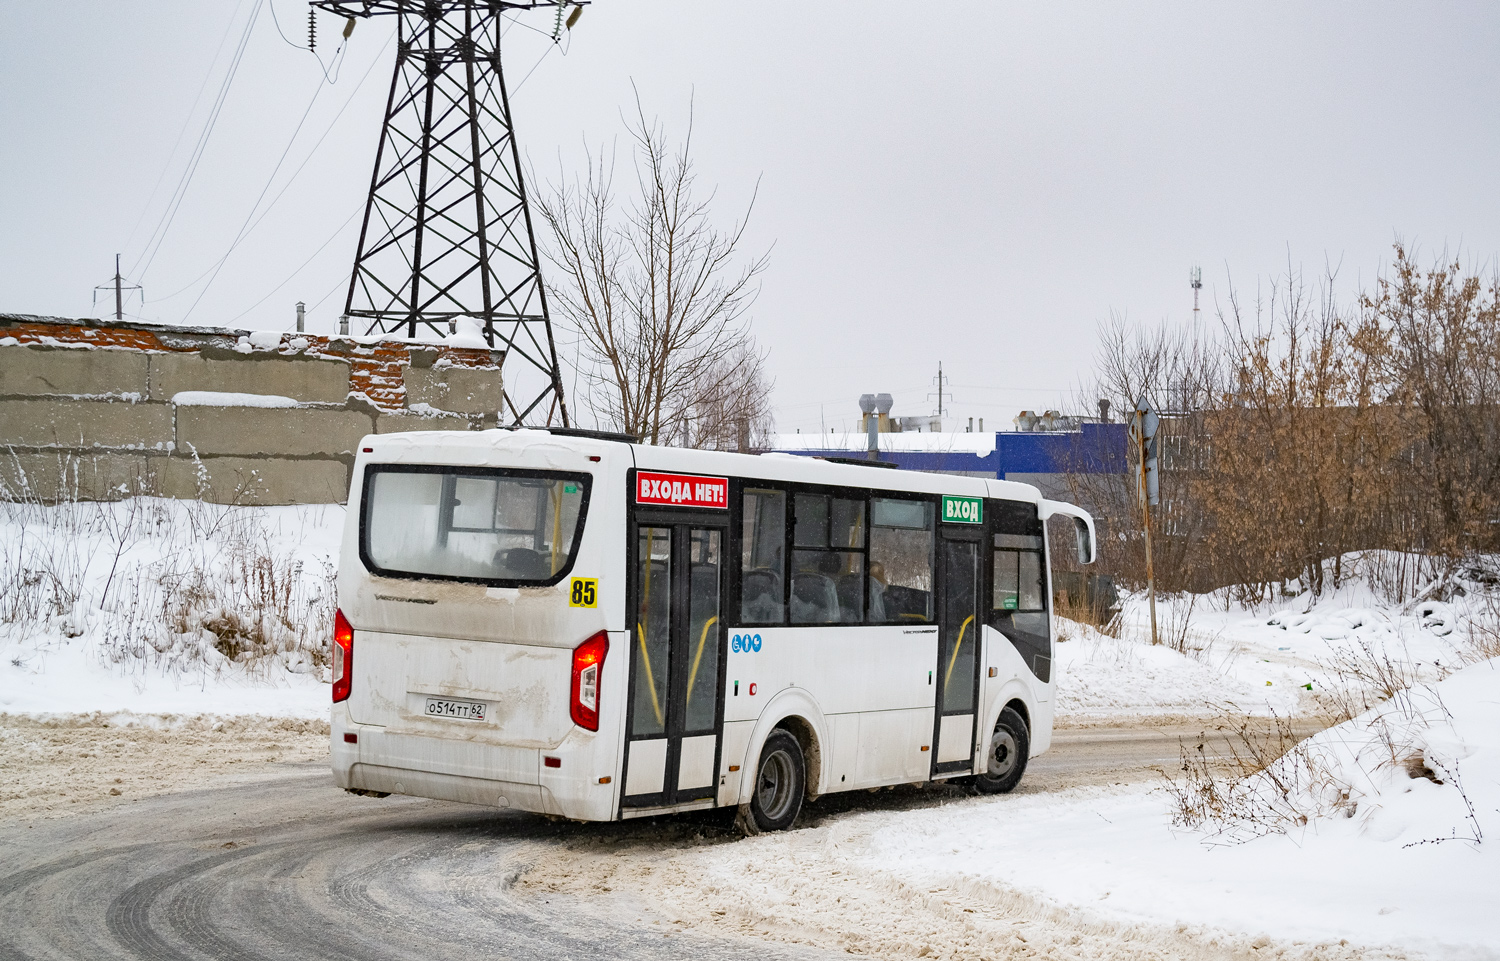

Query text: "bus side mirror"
[1073, 517, 1095, 565]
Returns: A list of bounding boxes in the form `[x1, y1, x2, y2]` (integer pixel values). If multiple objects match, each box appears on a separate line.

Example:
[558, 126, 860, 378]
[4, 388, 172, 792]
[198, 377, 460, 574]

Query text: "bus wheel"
[750, 729, 805, 831]
[972, 707, 1029, 795]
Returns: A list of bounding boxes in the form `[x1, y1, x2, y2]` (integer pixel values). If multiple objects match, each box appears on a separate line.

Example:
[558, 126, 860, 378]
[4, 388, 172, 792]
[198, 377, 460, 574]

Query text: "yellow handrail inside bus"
[943, 614, 975, 695]
[549, 482, 564, 574]
[684, 615, 718, 709]
[635, 622, 665, 728]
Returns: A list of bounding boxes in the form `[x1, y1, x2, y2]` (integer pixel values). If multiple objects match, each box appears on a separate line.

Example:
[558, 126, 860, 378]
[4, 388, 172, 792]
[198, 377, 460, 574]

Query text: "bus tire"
[749, 729, 805, 831]
[972, 706, 1029, 795]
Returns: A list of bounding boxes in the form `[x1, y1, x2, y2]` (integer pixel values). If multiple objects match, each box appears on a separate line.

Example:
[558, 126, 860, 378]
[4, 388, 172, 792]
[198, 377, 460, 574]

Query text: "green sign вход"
[941, 494, 983, 524]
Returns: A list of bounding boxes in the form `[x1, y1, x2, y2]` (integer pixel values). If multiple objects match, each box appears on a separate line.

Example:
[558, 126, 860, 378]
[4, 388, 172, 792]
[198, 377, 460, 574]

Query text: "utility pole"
[94, 254, 141, 321]
[929, 362, 947, 424]
[1130, 395, 1160, 645]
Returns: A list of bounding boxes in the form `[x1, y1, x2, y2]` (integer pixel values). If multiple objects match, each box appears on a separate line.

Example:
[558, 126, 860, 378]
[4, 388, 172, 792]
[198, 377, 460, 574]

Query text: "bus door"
[932, 529, 982, 774]
[622, 519, 727, 808]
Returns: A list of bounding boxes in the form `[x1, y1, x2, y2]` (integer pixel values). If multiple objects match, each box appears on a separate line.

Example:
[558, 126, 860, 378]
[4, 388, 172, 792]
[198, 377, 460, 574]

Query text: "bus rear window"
[361, 467, 589, 585]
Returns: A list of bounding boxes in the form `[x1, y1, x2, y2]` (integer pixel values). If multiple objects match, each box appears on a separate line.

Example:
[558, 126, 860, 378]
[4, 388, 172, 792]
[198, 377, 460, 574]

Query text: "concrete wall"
[0, 314, 504, 504]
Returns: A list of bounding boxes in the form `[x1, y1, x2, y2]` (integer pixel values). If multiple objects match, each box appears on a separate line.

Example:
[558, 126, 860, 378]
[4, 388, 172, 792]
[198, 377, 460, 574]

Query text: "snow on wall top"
[0, 313, 500, 412]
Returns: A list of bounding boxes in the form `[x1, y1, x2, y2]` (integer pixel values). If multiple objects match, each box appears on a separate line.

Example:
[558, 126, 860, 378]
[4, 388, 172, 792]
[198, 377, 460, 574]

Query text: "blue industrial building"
[770, 422, 1129, 497]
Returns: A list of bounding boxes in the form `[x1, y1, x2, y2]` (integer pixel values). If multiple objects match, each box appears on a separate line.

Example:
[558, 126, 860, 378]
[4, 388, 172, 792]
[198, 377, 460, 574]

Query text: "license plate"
[424, 696, 487, 721]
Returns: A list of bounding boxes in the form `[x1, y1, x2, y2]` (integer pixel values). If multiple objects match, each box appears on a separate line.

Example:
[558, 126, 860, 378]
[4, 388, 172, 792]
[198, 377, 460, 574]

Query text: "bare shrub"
[1163, 710, 1351, 840]
[1312, 637, 1422, 724]
[1159, 593, 1197, 655]
[1164, 626, 1480, 841]
[1461, 615, 1500, 665]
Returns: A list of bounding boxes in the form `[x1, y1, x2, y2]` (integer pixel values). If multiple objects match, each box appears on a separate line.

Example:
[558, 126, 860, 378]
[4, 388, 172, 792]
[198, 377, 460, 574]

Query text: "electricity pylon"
[311, 0, 573, 426]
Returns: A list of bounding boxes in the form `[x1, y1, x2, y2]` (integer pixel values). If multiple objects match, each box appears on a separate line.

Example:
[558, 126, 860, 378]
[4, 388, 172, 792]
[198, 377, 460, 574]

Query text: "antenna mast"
[311, 0, 581, 427]
[1190, 265, 1202, 322]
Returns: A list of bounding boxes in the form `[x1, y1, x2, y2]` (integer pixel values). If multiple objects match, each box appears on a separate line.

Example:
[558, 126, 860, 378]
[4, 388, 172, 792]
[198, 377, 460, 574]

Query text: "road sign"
[1129, 396, 1159, 507]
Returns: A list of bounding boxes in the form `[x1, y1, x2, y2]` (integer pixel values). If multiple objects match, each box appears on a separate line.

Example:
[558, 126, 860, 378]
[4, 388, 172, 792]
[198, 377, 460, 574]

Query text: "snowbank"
[0, 498, 341, 719]
[1054, 617, 1312, 717]
[857, 657, 1500, 957]
[1055, 557, 1483, 720]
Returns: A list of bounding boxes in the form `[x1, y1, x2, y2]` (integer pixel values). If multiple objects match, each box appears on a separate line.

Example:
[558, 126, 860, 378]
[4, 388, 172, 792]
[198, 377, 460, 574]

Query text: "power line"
[307, 271, 348, 312]
[181, 75, 329, 322]
[266, 0, 308, 49]
[511, 39, 559, 94]
[227, 202, 363, 323]
[131, 0, 265, 281]
[118, 0, 252, 258]
[150, 29, 391, 304]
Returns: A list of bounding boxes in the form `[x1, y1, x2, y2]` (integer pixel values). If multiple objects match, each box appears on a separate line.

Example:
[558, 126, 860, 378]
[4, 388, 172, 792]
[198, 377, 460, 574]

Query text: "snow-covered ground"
[533, 655, 1499, 959]
[854, 656, 1500, 958]
[0, 497, 341, 718]
[1057, 556, 1482, 719]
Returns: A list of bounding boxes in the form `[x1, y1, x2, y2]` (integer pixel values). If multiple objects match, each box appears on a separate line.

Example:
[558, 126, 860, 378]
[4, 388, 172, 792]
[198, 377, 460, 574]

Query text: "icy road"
[0, 725, 1273, 961]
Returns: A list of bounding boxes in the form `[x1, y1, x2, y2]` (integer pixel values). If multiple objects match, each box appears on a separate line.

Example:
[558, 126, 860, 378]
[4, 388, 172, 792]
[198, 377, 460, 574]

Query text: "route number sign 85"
[569, 578, 598, 608]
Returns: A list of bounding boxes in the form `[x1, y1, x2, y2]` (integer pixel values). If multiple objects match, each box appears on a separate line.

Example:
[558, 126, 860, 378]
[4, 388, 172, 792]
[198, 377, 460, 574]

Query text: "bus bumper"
[331, 704, 619, 821]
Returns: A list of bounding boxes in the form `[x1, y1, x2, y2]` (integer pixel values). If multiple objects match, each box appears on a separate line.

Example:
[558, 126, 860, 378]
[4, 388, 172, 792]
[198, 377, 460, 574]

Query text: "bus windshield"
[361, 467, 589, 584]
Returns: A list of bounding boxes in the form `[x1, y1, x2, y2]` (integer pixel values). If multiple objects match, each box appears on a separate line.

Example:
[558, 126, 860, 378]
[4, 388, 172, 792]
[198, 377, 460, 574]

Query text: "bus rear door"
[622, 519, 727, 809]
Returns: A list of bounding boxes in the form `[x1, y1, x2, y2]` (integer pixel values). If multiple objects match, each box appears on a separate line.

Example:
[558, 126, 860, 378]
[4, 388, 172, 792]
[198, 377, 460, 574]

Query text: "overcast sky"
[4, 3, 1499, 434]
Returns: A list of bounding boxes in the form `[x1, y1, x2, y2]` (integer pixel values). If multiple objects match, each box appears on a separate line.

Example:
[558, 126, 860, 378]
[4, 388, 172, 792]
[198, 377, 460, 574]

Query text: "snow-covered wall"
[0, 314, 503, 504]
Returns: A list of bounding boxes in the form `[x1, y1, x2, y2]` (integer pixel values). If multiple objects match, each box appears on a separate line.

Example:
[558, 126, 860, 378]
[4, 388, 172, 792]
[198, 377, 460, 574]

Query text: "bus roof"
[358, 428, 1047, 505]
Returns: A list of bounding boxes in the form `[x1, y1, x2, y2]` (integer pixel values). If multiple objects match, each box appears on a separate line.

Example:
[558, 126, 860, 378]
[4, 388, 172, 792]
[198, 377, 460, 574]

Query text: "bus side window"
[789, 494, 866, 624]
[868, 498, 934, 623]
[740, 489, 786, 624]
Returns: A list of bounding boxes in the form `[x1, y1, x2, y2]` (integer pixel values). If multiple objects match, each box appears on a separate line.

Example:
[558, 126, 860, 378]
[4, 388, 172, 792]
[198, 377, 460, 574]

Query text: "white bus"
[331, 428, 1096, 831]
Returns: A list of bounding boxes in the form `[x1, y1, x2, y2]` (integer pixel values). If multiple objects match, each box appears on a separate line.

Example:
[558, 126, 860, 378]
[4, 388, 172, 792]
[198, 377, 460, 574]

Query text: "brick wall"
[0, 314, 503, 504]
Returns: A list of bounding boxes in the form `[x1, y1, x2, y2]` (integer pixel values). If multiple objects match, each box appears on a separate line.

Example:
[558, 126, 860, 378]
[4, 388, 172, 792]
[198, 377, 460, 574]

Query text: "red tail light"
[570, 631, 609, 731]
[332, 609, 353, 703]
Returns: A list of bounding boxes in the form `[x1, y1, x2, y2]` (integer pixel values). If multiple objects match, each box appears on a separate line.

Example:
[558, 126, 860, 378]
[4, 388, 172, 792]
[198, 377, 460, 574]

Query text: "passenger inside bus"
[741, 569, 783, 622]
[790, 552, 841, 624]
[865, 562, 889, 622]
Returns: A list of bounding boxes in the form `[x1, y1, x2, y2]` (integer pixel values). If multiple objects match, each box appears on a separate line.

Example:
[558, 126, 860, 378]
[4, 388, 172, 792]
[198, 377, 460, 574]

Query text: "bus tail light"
[570, 631, 609, 731]
[332, 609, 353, 703]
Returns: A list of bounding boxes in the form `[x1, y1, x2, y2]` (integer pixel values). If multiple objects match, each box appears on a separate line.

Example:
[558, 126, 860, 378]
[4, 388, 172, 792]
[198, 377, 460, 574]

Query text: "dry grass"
[0, 460, 336, 679]
[1163, 610, 1497, 843]
[1161, 709, 1353, 840]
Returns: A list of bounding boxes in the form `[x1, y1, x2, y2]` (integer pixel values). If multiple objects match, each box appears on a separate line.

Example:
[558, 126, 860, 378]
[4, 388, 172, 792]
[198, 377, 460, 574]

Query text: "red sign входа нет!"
[635, 471, 728, 509]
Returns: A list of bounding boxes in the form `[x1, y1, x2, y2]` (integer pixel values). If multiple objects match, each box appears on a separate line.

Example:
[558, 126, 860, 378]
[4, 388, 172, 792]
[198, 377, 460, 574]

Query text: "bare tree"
[1366, 245, 1500, 556]
[537, 94, 773, 445]
[676, 342, 776, 451]
[1075, 248, 1500, 604]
